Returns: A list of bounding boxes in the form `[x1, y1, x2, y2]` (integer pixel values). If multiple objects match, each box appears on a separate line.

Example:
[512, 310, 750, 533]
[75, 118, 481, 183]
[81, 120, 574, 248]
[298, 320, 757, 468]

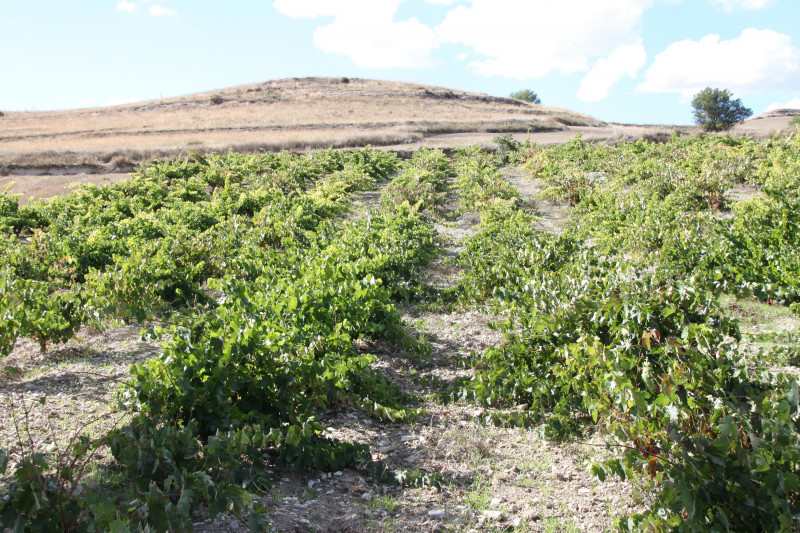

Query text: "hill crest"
[0, 77, 602, 174]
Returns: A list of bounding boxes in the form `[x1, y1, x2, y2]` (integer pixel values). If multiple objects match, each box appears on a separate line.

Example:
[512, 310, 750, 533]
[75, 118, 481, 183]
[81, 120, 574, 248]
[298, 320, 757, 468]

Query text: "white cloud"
[639, 29, 800, 97]
[271, 0, 654, 81]
[148, 5, 176, 16]
[577, 39, 647, 102]
[273, 0, 439, 68]
[711, 0, 773, 11]
[766, 98, 800, 111]
[116, 0, 137, 12]
[435, 0, 652, 79]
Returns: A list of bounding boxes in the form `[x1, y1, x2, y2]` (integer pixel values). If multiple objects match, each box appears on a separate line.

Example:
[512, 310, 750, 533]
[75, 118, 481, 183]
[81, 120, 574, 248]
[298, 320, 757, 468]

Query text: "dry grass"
[0, 77, 602, 174]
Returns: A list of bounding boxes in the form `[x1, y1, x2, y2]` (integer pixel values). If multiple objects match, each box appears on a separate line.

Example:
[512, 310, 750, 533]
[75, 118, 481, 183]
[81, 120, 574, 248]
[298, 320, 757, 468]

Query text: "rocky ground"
[1, 168, 647, 532]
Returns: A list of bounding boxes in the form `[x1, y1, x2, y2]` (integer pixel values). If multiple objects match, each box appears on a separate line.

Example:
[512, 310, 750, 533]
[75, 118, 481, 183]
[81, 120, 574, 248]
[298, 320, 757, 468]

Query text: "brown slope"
[0, 77, 602, 175]
[732, 107, 800, 137]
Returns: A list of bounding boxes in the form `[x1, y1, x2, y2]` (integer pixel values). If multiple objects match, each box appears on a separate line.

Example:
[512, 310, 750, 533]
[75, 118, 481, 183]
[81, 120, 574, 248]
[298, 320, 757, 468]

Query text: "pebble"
[307, 480, 315, 489]
[512, 517, 522, 528]
[428, 509, 445, 518]
[333, 471, 343, 477]
[509, 503, 520, 513]
[546, 501, 555, 509]
[325, 489, 335, 495]
[489, 498, 502, 509]
[361, 492, 372, 502]
[482, 510, 503, 521]
[400, 435, 412, 442]
[524, 510, 541, 521]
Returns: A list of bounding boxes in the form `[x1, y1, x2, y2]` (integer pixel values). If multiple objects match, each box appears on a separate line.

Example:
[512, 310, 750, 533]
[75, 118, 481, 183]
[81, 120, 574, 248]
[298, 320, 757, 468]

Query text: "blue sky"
[1, 0, 798, 124]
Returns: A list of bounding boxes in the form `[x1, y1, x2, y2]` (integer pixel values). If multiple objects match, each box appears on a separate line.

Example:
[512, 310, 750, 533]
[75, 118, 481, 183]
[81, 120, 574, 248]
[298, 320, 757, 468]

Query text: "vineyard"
[1, 132, 799, 531]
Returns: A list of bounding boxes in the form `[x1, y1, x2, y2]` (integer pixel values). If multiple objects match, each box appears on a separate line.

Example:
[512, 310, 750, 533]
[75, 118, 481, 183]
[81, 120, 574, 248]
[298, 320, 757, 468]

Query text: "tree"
[691, 87, 752, 132]
[509, 89, 541, 105]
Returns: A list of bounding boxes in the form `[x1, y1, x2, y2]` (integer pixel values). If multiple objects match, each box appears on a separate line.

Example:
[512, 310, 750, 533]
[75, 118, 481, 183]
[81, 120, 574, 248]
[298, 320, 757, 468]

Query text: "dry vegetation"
[0, 77, 601, 174]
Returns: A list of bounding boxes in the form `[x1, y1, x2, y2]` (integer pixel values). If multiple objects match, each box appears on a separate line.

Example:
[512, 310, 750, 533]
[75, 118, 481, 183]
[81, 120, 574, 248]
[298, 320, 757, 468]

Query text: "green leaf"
[590, 462, 606, 482]
[177, 487, 195, 517]
[786, 380, 799, 410]
[677, 481, 696, 519]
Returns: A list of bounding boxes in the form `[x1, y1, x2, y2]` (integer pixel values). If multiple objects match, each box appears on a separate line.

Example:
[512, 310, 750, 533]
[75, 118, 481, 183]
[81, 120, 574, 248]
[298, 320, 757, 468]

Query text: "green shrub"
[509, 89, 541, 104]
[691, 87, 752, 132]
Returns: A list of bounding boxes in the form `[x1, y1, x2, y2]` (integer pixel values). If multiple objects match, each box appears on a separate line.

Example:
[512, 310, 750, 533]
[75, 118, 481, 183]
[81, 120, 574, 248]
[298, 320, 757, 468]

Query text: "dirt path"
[0, 172, 130, 203]
[500, 167, 572, 234]
[235, 170, 637, 533]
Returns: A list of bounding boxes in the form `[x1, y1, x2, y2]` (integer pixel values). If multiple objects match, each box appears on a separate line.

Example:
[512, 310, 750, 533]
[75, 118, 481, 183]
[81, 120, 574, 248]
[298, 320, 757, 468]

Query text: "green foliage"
[790, 114, 800, 127]
[451, 134, 800, 529]
[4, 137, 800, 530]
[0, 146, 436, 530]
[691, 87, 753, 132]
[509, 89, 541, 105]
[381, 149, 453, 212]
[453, 145, 520, 212]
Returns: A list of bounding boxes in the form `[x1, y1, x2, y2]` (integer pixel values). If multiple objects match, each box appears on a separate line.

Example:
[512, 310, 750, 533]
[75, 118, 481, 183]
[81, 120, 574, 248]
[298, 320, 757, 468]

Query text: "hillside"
[0, 77, 601, 175]
[733, 107, 800, 136]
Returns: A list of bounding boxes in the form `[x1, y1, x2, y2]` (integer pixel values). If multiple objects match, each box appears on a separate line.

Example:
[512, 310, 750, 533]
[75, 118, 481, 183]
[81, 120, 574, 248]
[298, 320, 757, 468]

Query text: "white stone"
[482, 510, 503, 521]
